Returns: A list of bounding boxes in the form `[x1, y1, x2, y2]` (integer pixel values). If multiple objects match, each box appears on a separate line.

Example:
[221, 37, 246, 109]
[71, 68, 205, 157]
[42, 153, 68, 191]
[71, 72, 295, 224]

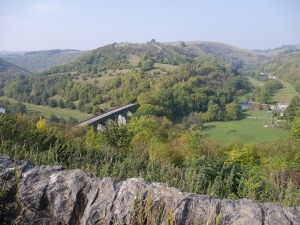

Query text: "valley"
[1, 41, 300, 210]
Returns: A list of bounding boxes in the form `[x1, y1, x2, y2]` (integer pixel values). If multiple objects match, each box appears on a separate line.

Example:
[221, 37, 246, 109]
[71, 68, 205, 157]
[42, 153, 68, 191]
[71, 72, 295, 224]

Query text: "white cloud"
[34, 2, 58, 12]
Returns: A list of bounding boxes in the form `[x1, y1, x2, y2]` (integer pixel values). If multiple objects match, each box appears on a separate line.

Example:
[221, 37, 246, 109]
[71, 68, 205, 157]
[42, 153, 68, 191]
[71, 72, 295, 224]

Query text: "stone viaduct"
[76, 103, 136, 131]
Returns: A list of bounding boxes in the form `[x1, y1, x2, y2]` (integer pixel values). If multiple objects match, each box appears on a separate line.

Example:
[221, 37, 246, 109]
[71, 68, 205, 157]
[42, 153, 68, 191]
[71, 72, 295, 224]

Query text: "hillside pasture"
[154, 63, 178, 71]
[239, 76, 298, 104]
[200, 110, 290, 145]
[0, 96, 91, 121]
[242, 76, 264, 87]
[273, 79, 299, 103]
[75, 73, 124, 88]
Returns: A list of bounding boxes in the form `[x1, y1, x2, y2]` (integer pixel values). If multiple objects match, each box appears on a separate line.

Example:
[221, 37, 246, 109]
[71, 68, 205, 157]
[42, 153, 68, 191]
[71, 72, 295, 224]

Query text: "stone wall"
[0, 154, 299, 224]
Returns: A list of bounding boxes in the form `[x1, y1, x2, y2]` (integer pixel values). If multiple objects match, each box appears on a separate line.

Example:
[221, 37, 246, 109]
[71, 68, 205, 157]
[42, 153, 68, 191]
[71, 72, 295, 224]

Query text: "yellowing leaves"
[36, 117, 47, 131]
[226, 143, 260, 166]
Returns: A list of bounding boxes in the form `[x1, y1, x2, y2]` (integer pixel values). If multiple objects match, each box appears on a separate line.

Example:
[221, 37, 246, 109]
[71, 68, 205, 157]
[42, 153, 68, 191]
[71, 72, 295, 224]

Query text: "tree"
[58, 99, 65, 108]
[290, 116, 300, 140]
[98, 120, 131, 149]
[65, 99, 75, 109]
[48, 99, 58, 108]
[77, 100, 85, 111]
[84, 104, 93, 114]
[6, 102, 27, 116]
[225, 102, 242, 120]
[285, 96, 300, 123]
[50, 114, 59, 123]
[182, 112, 204, 131]
[92, 106, 103, 115]
[137, 92, 154, 105]
[202, 104, 223, 121]
[135, 104, 164, 117]
[256, 87, 272, 104]
[36, 117, 47, 130]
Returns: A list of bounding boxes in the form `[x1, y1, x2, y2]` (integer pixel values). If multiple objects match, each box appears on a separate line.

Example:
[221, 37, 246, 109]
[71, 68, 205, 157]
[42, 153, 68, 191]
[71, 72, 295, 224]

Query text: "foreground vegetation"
[0, 112, 299, 207]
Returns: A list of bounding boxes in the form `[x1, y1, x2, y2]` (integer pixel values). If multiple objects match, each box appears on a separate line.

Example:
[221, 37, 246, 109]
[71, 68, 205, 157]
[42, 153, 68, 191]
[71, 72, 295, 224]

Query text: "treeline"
[0, 112, 299, 206]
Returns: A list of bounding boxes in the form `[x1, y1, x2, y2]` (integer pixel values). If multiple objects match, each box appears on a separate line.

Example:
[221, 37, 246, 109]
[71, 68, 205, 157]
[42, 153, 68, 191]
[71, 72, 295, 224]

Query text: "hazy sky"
[0, 0, 299, 51]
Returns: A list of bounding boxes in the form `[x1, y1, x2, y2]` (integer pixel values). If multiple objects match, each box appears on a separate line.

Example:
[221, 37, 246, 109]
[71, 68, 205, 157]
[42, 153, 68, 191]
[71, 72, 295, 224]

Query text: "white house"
[271, 103, 289, 116]
[277, 103, 289, 110]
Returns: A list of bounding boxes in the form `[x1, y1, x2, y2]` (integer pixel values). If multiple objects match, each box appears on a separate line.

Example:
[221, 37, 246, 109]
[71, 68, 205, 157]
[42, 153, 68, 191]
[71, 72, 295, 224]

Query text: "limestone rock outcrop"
[0, 154, 299, 224]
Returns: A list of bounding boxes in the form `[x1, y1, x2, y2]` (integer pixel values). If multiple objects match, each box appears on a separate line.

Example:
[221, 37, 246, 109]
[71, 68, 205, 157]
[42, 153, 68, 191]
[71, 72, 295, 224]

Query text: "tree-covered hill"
[161, 41, 291, 67]
[241, 47, 300, 93]
[1, 49, 89, 73]
[39, 42, 189, 76]
[38, 41, 286, 77]
[0, 58, 30, 95]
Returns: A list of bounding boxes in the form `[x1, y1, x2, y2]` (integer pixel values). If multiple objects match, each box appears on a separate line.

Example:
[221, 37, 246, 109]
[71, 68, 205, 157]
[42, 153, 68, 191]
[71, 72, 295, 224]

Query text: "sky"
[0, 0, 299, 51]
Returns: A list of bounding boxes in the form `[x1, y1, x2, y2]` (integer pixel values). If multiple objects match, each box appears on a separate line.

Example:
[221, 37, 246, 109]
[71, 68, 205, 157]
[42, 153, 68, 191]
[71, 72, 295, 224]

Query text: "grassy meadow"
[240, 76, 298, 104]
[242, 76, 264, 87]
[273, 79, 299, 103]
[200, 110, 290, 145]
[0, 96, 91, 121]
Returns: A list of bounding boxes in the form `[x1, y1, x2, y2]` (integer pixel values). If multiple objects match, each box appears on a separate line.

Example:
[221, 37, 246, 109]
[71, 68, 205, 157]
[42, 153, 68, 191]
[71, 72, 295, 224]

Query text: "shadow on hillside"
[241, 111, 251, 118]
[203, 124, 216, 131]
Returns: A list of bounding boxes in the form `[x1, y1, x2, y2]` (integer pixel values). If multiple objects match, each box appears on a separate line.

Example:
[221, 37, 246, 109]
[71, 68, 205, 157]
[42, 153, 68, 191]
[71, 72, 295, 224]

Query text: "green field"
[154, 63, 178, 71]
[200, 110, 290, 145]
[240, 76, 298, 104]
[242, 76, 264, 87]
[273, 79, 299, 103]
[0, 96, 91, 121]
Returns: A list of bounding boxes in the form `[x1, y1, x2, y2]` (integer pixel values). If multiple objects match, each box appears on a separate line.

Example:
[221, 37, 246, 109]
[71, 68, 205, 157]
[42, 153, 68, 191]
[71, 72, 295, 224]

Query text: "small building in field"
[277, 103, 289, 110]
[271, 103, 289, 116]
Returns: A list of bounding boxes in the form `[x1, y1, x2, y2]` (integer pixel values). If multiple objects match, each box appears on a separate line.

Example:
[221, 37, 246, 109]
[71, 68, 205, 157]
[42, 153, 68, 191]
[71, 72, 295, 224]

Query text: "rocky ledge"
[0, 154, 300, 224]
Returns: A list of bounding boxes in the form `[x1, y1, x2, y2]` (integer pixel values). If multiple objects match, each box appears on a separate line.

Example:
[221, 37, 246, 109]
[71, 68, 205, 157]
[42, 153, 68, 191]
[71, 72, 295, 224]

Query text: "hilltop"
[2, 41, 296, 76]
[39, 41, 284, 76]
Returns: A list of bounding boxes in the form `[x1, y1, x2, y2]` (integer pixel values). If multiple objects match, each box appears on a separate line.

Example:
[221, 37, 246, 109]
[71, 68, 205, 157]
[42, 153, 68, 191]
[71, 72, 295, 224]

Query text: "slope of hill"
[241, 48, 300, 92]
[0, 58, 30, 95]
[162, 41, 279, 66]
[1, 49, 89, 73]
[39, 43, 186, 76]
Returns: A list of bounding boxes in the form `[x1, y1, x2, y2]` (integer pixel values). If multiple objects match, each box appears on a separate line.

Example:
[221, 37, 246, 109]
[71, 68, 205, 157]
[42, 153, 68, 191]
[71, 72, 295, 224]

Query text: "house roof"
[272, 108, 284, 113]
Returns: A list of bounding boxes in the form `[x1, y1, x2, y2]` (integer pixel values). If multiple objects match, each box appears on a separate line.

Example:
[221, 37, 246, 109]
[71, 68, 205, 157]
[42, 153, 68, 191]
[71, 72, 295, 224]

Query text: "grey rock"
[0, 154, 300, 225]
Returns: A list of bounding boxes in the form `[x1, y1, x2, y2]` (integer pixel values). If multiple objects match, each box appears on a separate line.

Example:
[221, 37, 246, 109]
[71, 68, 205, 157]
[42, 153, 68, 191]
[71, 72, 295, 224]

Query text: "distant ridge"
[1, 49, 89, 73]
